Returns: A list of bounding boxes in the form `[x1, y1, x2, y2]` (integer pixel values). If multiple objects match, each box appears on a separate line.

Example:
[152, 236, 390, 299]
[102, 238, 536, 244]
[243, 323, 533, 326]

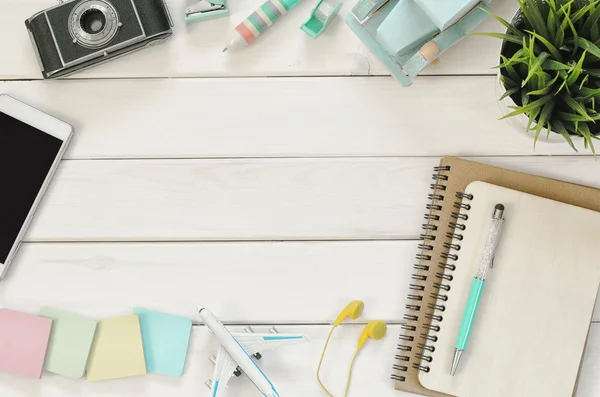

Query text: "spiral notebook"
[419, 181, 600, 397]
[392, 157, 600, 397]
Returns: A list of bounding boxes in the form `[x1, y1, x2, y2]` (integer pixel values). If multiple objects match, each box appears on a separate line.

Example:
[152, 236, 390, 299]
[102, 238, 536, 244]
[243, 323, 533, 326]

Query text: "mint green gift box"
[346, 0, 493, 86]
[414, 0, 481, 29]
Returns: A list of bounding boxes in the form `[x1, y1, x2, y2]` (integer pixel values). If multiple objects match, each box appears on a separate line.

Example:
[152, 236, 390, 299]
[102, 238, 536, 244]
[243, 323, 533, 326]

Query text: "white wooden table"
[1, 0, 600, 396]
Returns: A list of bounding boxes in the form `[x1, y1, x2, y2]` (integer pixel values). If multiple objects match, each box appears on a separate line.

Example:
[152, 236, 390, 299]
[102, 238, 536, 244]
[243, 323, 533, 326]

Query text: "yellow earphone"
[333, 300, 364, 326]
[317, 301, 387, 397]
[357, 320, 387, 350]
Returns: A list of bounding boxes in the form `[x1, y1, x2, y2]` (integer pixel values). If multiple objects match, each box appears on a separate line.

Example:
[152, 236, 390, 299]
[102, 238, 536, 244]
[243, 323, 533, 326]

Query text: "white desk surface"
[1, 0, 600, 396]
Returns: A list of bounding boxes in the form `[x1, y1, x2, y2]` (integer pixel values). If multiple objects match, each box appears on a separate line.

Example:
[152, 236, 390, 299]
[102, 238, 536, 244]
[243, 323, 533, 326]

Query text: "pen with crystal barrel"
[450, 203, 505, 376]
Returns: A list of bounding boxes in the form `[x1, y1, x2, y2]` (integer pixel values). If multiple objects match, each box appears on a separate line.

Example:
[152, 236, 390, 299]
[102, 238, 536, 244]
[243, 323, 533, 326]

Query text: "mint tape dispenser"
[301, 0, 344, 38]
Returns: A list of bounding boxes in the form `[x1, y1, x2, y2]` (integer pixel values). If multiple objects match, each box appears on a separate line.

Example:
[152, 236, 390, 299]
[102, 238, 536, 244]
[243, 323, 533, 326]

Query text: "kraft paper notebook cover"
[392, 156, 600, 397]
[418, 182, 600, 397]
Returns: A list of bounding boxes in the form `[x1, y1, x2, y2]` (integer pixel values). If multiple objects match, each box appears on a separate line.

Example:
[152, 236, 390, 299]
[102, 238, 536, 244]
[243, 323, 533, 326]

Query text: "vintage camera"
[25, 0, 173, 79]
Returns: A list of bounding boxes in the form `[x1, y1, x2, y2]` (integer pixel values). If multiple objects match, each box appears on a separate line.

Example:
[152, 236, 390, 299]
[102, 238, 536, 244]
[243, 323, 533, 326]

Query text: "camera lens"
[69, 0, 120, 49]
[80, 9, 106, 34]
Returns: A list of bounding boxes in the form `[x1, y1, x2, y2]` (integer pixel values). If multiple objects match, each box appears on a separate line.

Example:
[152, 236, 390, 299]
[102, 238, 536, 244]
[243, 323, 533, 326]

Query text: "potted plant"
[477, 0, 600, 153]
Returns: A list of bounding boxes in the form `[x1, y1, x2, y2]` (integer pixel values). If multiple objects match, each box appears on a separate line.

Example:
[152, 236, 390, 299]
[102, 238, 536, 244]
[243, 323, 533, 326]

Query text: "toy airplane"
[185, 0, 229, 23]
[346, 0, 493, 86]
[198, 306, 308, 397]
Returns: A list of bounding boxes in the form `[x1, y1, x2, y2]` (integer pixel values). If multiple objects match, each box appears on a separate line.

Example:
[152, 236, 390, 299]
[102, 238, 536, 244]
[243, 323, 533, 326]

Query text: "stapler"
[184, 0, 229, 23]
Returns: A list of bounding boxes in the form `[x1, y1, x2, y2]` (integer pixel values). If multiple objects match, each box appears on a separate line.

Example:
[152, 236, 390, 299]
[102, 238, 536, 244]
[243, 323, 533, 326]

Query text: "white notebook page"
[419, 181, 600, 397]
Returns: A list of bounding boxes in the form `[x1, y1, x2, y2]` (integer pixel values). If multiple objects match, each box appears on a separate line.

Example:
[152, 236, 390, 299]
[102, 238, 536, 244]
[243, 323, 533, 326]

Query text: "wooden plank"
[0, 77, 591, 159]
[5, 240, 600, 321]
[1, 241, 412, 322]
[579, 324, 600, 397]
[23, 157, 600, 242]
[0, 0, 515, 79]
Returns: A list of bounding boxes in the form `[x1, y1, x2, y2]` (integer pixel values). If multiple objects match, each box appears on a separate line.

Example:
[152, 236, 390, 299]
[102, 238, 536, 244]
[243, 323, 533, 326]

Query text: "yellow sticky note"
[86, 315, 147, 381]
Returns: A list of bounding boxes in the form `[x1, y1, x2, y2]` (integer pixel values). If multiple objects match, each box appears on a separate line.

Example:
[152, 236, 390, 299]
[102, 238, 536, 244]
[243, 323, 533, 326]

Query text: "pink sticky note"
[0, 309, 53, 378]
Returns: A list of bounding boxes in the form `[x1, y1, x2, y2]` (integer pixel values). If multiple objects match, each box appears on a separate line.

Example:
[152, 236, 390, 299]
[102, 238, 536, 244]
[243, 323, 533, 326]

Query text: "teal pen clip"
[451, 203, 505, 376]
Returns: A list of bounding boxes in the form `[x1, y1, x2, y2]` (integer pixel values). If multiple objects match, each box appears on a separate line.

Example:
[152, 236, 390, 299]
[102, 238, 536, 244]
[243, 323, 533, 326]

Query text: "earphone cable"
[344, 349, 360, 397]
[316, 325, 337, 397]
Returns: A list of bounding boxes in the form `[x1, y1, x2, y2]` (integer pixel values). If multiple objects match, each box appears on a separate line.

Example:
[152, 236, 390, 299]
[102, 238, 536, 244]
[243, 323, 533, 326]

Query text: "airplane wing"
[211, 346, 239, 397]
[231, 333, 309, 356]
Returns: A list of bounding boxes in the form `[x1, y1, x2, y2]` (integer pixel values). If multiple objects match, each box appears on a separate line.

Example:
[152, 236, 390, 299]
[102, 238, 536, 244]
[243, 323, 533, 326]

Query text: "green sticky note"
[40, 307, 98, 379]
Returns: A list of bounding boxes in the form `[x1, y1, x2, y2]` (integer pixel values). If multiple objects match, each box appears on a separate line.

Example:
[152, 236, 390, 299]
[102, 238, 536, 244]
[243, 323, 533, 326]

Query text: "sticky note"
[86, 315, 147, 381]
[0, 309, 53, 378]
[40, 307, 98, 379]
[134, 308, 192, 377]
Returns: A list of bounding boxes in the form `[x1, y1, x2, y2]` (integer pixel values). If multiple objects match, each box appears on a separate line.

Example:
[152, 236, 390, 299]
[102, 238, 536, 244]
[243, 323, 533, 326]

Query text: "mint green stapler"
[184, 0, 229, 23]
[346, 0, 493, 86]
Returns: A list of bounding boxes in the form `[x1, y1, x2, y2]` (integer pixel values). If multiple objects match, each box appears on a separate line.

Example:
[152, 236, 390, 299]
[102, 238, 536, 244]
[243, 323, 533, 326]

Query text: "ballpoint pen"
[450, 203, 505, 376]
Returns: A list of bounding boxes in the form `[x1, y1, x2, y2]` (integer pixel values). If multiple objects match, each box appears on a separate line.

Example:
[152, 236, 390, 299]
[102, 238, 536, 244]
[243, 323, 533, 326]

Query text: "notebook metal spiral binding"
[391, 164, 474, 382]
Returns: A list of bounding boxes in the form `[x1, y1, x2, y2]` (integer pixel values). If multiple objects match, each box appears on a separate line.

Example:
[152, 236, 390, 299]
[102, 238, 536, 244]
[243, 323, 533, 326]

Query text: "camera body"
[25, 0, 173, 79]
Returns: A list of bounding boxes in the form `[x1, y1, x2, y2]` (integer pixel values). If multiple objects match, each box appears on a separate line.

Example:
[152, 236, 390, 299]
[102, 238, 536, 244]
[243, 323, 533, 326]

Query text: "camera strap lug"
[184, 0, 229, 23]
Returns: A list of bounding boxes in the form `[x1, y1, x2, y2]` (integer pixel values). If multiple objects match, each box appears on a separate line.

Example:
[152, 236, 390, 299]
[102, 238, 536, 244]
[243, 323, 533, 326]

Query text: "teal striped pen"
[223, 0, 302, 51]
[450, 204, 505, 376]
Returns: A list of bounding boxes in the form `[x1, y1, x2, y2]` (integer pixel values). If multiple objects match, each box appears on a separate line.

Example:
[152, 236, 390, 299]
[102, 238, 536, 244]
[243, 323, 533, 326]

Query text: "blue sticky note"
[133, 309, 192, 377]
